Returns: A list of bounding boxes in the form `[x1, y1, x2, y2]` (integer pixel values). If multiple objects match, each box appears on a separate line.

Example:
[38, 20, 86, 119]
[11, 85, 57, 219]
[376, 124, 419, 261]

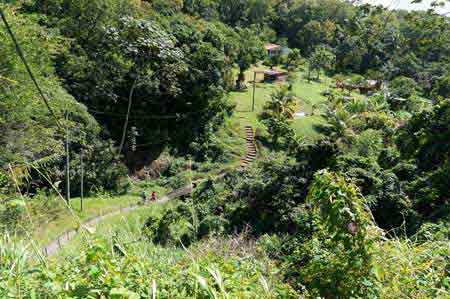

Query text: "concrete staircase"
[241, 126, 257, 168]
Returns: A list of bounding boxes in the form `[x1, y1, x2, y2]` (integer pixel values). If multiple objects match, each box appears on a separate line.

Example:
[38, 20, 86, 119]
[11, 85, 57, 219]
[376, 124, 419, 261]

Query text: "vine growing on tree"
[304, 170, 380, 298]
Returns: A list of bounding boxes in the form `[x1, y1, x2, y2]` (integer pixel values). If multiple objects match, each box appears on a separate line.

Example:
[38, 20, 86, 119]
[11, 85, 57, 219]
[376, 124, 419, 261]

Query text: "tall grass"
[0, 233, 47, 298]
[0, 208, 298, 298]
[375, 237, 450, 298]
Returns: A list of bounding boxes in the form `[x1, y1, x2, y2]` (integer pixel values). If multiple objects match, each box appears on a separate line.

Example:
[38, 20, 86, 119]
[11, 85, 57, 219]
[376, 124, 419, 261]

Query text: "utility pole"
[65, 111, 70, 205]
[188, 155, 193, 192]
[252, 71, 257, 112]
[80, 147, 84, 212]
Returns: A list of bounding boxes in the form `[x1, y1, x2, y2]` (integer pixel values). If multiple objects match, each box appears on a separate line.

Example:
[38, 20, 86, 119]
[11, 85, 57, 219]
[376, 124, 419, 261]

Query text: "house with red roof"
[265, 43, 282, 56]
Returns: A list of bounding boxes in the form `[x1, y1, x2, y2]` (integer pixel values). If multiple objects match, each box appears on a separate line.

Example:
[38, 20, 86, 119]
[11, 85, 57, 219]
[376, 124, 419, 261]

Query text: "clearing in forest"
[227, 64, 334, 142]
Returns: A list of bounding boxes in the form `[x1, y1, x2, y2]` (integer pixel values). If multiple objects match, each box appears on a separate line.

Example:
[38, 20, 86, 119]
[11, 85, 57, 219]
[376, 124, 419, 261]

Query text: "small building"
[265, 43, 282, 57]
[264, 70, 288, 82]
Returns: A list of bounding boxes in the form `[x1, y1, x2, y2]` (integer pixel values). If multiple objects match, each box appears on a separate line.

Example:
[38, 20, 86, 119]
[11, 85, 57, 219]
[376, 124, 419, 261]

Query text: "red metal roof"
[264, 43, 281, 50]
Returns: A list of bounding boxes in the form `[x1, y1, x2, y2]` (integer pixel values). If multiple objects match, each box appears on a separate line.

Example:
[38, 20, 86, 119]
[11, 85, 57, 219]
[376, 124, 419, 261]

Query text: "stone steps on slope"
[241, 125, 258, 168]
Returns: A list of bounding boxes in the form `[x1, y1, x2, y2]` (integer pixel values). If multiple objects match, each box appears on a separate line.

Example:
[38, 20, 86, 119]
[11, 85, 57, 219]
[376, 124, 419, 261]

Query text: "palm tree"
[367, 94, 390, 112]
[265, 85, 297, 119]
[324, 106, 356, 148]
[344, 98, 368, 114]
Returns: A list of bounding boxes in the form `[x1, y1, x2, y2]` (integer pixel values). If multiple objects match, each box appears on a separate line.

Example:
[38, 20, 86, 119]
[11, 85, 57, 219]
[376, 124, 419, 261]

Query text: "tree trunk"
[307, 65, 311, 83]
[236, 69, 246, 90]
[118, 75, 139, 155]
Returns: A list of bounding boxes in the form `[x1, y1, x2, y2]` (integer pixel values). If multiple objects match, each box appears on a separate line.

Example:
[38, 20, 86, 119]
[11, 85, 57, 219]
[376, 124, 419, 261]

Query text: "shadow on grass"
[313, 122, 331, 135]
[256, 135, 286, 152]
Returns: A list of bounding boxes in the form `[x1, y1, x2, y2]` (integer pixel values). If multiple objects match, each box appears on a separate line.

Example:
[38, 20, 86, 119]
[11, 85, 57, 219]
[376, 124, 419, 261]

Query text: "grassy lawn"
[290, 72, 334, 141]
[228, 64, 332, 142]
[291, 115, 327, 141]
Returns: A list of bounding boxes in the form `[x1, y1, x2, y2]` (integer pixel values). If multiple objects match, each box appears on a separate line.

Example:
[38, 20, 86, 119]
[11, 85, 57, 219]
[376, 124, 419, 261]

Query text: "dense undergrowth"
[144, 163, 450, 298]
[144, 87, 450, 297]
[2, 167, 450, 298]
[0, 232, 299, 298]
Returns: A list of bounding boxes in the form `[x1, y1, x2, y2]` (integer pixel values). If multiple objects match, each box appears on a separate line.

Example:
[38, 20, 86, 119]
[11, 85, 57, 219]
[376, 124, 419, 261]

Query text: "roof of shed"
[264, 43, 282, 50]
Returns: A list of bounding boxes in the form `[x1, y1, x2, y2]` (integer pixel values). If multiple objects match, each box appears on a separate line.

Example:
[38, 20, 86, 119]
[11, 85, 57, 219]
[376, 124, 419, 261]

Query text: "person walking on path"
[151, 191, 157, 202]
[141, 191, 148, 205]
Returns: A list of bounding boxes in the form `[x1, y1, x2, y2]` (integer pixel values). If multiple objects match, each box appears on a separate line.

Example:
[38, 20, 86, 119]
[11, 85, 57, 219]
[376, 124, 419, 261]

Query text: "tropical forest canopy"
[1, 0, 450, 298]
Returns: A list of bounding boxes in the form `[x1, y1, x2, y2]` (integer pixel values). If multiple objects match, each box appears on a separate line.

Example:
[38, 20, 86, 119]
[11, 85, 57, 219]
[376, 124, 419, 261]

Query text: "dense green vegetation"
[1, 0, 450, 298]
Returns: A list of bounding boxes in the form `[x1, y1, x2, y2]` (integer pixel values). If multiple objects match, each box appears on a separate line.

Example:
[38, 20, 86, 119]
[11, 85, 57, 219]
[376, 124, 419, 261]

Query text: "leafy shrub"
[0, 191, 63, 234]
[395, 99, 450, 222]
[335, 154, 383, 196]
[343, 97, 368, 114]
[370, 171, 412, 230]
[0, 234, 299, 298]
[348, 74, 365, 85]
[196, 161, 217, 173]
[76, 146, 130, 196]
[300, 170, 380, 298]
[145, 152, 325, 248]
[352, 112, 396, 137]
[0, 170, 11, 194]
[167, 173, 191, 190]
[335, 154, 412, 231]
[378, 147, 400, 169]
[165, 158, 188, 177]
[188, 118, 236, 163]
[352, 129, 383, 158]
[0, 198, 26, 232]
[367, 93, 390, 112]
[390, 76, 419, 99]
[332, 73, 347, 83]
[432, 73, 450, 99]
[261, 117, 296, 148]
[144, 202, 197, 246]
[415, 221, 450, 242]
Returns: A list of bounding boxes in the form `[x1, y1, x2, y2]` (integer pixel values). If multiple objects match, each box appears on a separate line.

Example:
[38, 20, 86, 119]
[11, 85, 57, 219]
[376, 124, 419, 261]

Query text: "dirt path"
[42, 185, 193, 257]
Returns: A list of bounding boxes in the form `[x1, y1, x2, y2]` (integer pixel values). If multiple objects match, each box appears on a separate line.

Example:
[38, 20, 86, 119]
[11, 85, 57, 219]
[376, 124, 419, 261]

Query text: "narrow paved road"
[42, 186, 193, 257]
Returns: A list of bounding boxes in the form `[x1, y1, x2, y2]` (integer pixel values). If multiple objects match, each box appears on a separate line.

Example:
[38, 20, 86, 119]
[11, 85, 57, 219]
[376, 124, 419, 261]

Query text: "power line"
[0, 8, 62, 129]
[88, 109, 188, 119]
